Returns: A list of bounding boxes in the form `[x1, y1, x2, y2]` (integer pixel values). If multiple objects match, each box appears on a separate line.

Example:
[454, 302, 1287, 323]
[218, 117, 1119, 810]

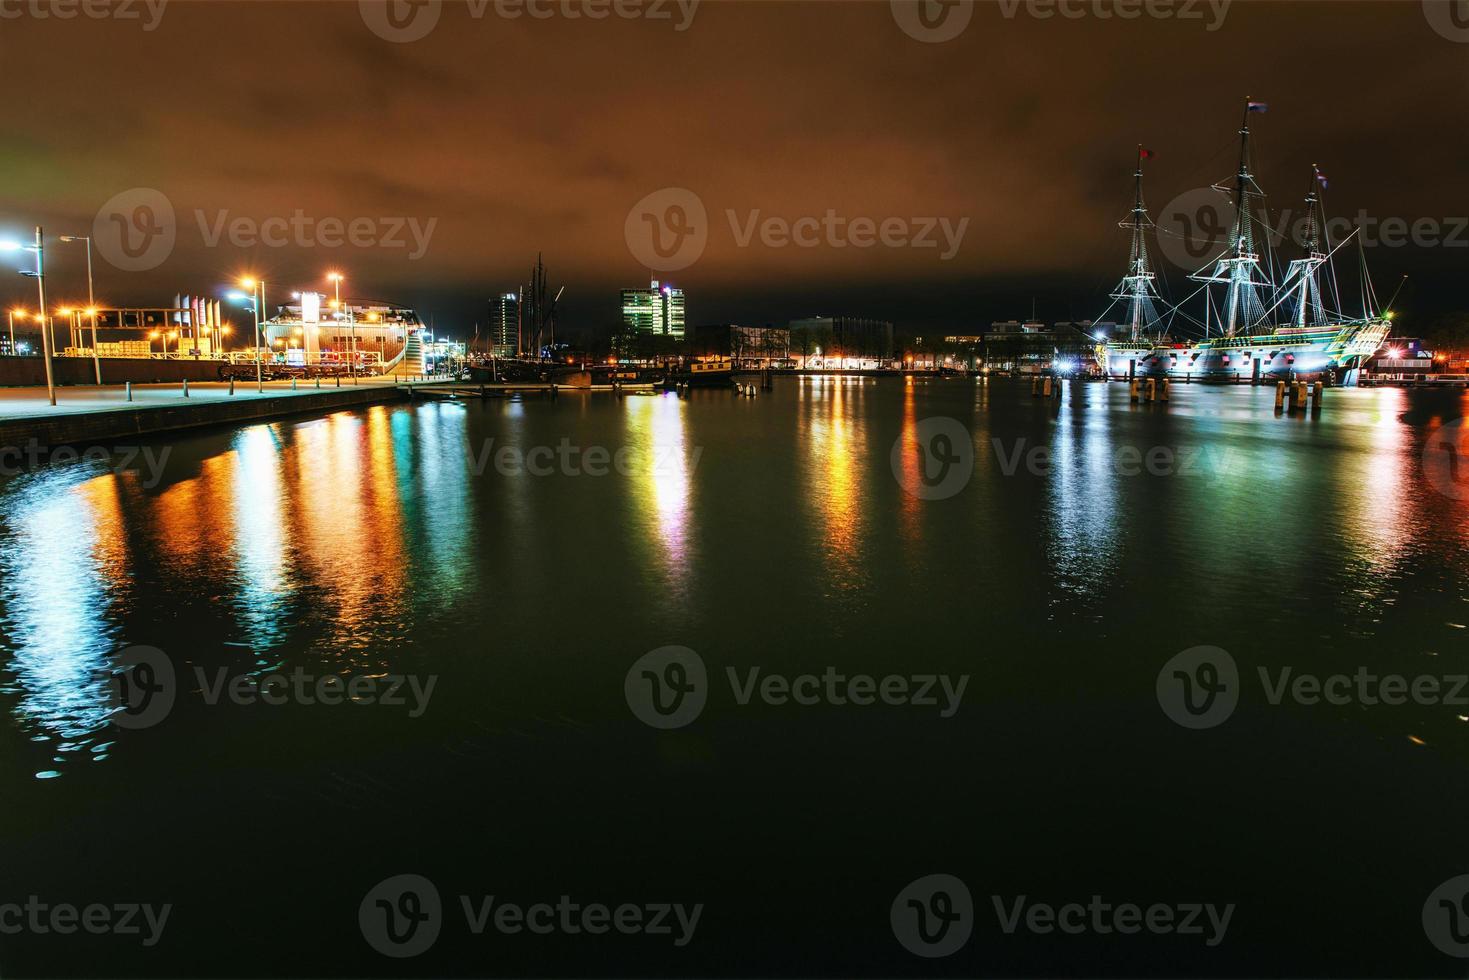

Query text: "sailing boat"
[1100, 100, 1391, 383]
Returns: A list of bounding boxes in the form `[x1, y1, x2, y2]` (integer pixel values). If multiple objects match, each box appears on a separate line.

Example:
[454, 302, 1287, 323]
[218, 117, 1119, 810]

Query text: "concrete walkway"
[0, 378, 414, 422]
[0, 378, 453, 447]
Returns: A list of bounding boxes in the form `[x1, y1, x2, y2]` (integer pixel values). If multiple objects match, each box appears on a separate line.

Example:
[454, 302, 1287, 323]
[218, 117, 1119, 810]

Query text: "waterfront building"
[263, 300, 422, 368]
[788, 316, 894, 368]
[488, 292, 519, 357]
[621, 280, 685, 340]
[687, 324, 791, 366]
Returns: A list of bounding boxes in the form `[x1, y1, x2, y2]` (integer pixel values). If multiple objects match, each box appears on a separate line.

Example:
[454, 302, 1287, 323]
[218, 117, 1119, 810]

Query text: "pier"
[0, 378, 421, 449]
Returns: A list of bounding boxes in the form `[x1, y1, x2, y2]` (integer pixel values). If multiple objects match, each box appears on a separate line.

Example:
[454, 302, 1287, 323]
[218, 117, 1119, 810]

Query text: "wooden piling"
[1275, 380, 1285, 412]
[1311, 380, 1324, 413]
[1129, 378, 1140, 403]
[1144, 378, 1156, 403]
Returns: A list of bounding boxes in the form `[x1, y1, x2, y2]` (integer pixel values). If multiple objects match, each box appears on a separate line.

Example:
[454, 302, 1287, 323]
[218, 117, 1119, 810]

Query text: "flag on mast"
[1247, 101, 1269, 113]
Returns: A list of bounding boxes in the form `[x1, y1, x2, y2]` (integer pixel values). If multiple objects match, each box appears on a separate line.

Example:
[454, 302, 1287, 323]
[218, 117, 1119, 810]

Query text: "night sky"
[2, 0, 1464, 340]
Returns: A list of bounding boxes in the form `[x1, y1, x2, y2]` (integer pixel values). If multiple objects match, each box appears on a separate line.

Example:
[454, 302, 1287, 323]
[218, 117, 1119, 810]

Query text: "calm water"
[2, 377, 1468, 977]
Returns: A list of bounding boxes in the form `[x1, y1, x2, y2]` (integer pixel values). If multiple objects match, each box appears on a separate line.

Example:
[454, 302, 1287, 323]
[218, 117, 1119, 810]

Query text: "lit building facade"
[488, 292, 519, 357]
[789, 316, 894, 368]
[621, 280, 685, 339]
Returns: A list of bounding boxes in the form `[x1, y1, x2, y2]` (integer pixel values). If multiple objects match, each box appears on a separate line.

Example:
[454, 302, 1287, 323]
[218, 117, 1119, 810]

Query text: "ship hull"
[1102, 321, 1391, 384]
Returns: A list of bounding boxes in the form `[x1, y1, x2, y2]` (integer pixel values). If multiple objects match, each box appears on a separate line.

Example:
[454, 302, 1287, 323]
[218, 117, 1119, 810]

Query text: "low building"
[687, 324, 790, 366]
[789, 316, 894, 368]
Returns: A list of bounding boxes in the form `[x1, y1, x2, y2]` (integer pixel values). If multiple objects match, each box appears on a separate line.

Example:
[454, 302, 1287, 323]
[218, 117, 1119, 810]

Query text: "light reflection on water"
[0, 382, 1466, 779]
[0, 467, 128, 773]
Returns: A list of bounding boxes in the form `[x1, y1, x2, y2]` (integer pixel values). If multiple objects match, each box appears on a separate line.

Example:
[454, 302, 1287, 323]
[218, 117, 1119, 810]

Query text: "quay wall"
[0, 357, 224, 387]
[2, 385, 410, 449]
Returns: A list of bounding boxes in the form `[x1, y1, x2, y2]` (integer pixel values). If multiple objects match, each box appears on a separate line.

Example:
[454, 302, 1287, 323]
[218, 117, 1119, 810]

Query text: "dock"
[0, 378, 428, 449]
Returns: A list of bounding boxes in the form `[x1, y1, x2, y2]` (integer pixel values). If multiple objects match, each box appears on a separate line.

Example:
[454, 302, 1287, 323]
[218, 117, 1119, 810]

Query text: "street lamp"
[2, 228, 55, 405]
[231, 278, 264, 393]
[6, 307, 24, 357]
[59, 235, 101, 384]
[328, 271, 357, 381]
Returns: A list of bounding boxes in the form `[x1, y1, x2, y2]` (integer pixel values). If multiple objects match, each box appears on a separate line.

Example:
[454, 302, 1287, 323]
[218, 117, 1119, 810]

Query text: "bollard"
[1031, 376, 1040, 396]
[336, 375, 341, 388]
[1160, 378, 1170, 402]
[1275, 380, 1286, 412]
[182, 379, 189, 398]
[229, 378, 235, 396]
[1294, 381, 1307, 411]
[126, 381, 133, 402]
[1311, 380, 1324, 413]
[1144, 378, 1156, 402]
[1042, 376, 1053, 398]
[1129, 378, 1140, 403]
[291, 378, 297, 391]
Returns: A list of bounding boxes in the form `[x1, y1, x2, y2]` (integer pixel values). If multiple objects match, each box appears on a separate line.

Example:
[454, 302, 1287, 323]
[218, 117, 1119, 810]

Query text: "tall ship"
[1098, 101, 1391, 383]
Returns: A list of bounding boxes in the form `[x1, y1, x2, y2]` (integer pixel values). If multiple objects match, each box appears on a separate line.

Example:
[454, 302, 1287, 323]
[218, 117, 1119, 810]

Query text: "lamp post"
[6, 308, 21, 356]
[3, 228, 54, 405]
[58, 235, 101, 384]
[235, 278, 264, 392]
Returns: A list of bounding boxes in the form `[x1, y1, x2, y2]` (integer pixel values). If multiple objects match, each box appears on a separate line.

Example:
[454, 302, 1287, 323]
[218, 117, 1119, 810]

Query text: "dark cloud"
[1, 0, 1462, 336]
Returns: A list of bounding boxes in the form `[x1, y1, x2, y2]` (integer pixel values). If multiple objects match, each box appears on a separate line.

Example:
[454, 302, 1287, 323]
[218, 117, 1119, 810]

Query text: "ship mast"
[1284, 166, 1328, 328]
[1190, 99, 1272, 337]
[1110, 145, 1163, 343]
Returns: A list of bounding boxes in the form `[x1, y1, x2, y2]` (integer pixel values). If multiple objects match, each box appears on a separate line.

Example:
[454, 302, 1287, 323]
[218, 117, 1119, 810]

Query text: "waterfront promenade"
[0, 378, 423, 448]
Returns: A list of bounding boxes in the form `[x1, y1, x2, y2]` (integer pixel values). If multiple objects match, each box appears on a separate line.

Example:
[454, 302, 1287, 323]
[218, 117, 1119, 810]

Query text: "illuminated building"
[488, 292, 519, 357]
[621, 280, 685, 340]
[789, 316, 894, 366]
